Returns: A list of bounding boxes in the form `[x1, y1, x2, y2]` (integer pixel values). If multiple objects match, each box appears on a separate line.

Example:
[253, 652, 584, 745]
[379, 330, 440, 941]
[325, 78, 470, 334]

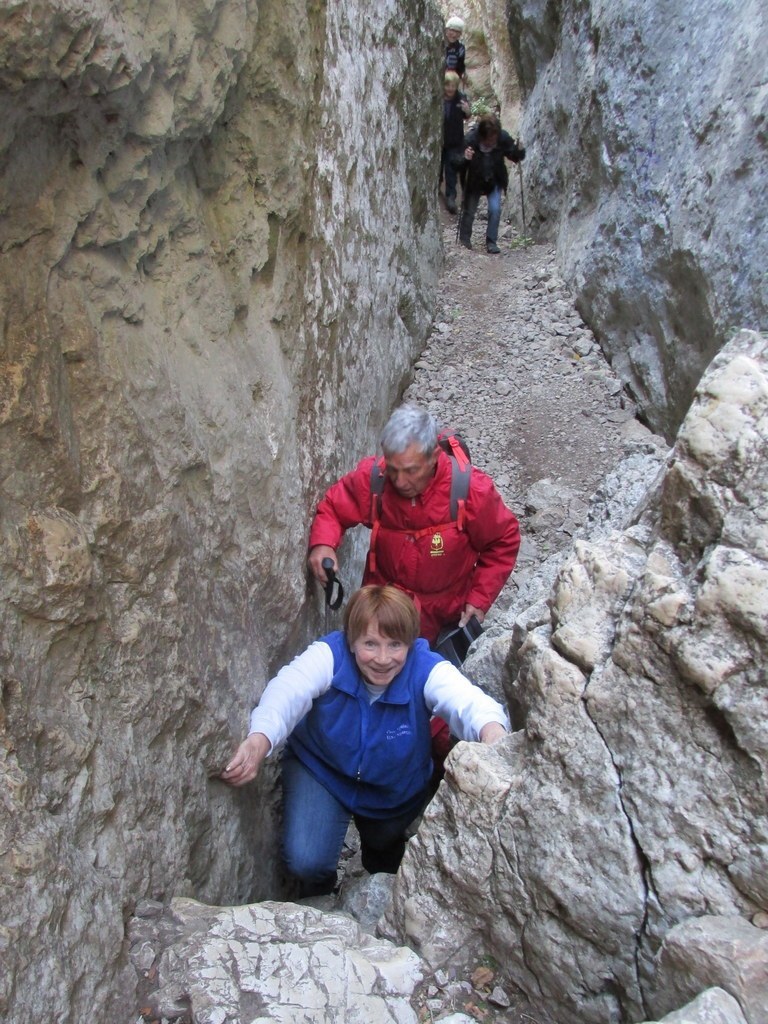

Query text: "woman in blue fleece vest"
[223, 585, 508, 896]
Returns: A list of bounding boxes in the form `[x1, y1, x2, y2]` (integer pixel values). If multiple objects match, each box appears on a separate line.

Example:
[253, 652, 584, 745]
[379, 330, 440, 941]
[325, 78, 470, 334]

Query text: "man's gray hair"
[380, 405, 439, 456]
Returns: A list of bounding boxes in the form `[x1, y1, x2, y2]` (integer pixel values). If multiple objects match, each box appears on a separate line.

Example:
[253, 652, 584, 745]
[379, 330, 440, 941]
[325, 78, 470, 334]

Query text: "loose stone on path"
[403, 215, 666, 620]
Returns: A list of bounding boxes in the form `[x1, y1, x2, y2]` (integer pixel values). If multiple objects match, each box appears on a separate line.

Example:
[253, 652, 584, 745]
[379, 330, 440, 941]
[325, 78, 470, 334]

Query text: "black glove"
[512, 141, 526, 163]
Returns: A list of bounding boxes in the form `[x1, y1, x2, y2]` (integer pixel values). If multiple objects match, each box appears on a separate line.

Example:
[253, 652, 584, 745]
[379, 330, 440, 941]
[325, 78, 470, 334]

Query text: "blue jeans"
[281, 752, 427, 896]
[459, 185, 503, 245]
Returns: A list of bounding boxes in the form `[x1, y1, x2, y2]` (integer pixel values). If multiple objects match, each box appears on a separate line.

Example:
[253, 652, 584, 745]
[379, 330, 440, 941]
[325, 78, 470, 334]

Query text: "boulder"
[640, 987, 748, 1024]
[648, 916, 768, 1024]
[131, 897, 424, 1023]
[383, 331, 768, 1023]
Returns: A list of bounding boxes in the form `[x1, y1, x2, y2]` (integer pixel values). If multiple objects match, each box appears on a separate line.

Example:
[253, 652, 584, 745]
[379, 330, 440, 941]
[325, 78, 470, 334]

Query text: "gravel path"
[326, 213, 669, 1024]
[403, 207, 662, 626]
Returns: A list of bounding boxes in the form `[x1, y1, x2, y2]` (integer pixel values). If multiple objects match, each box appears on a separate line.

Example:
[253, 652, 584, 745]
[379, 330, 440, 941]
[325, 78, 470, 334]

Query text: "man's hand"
[479, 722, 507, 745]
[464, 145, 475, 160]
[221, 733, 271, 787]
[459, 603, 485, 628]
[308, 545, 338, 583]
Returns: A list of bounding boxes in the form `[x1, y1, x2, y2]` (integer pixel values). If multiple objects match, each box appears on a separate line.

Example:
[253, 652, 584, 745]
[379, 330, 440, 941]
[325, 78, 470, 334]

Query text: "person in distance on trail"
[222, 585, 508, 896]
[441, 70, 471, 215]
[307, 404, 520, 647]
[455, 112, 526, 254]
[444, 15, 466, 81]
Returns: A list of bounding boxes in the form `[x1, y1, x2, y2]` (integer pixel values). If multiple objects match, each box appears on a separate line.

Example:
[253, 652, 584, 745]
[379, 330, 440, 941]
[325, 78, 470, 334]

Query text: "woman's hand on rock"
[221, 732, 271, 786]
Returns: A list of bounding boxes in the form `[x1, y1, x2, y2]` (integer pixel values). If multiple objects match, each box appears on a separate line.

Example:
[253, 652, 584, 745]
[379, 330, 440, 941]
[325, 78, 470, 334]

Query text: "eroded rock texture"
[130, 897, 425, 1024]
[0, 1, 442, 1021]
[506, 0, 768, 437]
[382, 330, 768, 1024]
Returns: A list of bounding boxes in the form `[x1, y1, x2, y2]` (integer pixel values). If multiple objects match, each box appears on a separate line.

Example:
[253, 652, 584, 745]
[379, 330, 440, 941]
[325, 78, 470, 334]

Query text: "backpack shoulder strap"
[448, 452, 472, 527]
[369, 458, 386, 521]
[367, 458, 387, 574]
[438, 433, 472, 527]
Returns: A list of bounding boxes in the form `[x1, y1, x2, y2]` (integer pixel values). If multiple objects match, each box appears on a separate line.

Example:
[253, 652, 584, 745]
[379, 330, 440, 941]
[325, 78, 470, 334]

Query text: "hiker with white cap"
[444, 15, 466, 80]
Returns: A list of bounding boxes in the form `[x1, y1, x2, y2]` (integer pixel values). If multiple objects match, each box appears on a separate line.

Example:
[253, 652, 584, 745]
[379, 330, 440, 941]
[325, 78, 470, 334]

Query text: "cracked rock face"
[382, 331, 768, 1024]
[131, 897, 425, 1024]
[0, 1, 441, 1021]
[506, 0, 768, 438]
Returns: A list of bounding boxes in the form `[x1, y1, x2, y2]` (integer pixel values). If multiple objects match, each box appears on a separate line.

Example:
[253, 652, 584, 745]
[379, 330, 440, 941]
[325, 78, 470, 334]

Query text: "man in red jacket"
[308, 405, 520, 645]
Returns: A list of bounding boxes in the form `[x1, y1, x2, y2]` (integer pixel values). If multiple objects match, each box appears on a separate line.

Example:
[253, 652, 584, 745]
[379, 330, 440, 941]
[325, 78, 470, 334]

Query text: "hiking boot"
[486, 242, 501, 254]
[445, 197, 457, 214]
[460, 237, 472, 250]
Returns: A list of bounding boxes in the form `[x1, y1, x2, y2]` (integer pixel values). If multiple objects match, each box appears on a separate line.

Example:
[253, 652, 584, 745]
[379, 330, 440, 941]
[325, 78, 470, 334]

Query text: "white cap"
[446, 16, 465, 32]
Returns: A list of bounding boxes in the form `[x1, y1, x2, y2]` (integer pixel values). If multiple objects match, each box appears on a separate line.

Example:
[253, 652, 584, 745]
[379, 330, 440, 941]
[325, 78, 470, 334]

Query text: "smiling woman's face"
[351, 619, 409, 687]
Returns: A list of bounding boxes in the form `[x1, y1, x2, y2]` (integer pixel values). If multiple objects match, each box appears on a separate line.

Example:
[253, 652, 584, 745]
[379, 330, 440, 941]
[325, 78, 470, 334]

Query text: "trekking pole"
[517, 155, 527, 242]
[321, 557, 343, 633]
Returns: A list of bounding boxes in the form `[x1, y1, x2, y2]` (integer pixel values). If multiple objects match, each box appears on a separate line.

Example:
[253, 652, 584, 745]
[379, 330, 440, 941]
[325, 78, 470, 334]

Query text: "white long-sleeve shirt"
[249, 638, 509, 754]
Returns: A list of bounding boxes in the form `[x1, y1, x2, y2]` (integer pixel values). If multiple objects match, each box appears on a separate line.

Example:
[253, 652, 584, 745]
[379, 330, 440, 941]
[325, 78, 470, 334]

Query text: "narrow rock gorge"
[1, 1, 766, 1023]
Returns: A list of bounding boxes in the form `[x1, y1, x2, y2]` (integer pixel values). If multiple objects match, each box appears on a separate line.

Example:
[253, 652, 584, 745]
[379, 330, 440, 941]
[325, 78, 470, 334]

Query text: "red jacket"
[309, 452, 520, 642]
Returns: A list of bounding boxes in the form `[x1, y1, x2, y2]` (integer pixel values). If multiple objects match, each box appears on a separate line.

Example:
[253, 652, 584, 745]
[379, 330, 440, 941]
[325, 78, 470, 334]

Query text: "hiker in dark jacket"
[441, 71, 470, 214]
[223, 585, 508, 896]
[455, 113, 526, 254]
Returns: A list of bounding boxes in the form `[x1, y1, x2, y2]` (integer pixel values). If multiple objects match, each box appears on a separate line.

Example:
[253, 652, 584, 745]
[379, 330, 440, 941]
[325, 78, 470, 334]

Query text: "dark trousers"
[440, 147, 462, 199]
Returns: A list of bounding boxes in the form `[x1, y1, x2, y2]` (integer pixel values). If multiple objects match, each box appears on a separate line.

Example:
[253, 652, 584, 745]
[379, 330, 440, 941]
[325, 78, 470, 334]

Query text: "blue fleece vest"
[287, 632, 441, 818]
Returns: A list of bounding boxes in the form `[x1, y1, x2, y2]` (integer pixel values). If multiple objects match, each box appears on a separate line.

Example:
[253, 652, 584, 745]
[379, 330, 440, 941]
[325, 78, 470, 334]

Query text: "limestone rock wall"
[383, 330, 768, 1024]
[0, 1, 442, 1021]
[504, 0, 768, 438]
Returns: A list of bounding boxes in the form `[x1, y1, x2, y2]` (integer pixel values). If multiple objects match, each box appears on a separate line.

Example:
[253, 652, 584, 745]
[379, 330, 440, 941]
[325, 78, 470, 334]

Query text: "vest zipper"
[357, 688, 370, 781]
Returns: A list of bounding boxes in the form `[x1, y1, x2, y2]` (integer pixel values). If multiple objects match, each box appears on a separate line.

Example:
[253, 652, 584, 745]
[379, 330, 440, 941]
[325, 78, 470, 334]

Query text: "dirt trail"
[403, 207, 660, 619]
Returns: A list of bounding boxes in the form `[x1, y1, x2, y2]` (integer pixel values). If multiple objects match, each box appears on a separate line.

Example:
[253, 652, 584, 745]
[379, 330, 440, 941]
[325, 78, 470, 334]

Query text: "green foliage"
[470, 96, 493, 117]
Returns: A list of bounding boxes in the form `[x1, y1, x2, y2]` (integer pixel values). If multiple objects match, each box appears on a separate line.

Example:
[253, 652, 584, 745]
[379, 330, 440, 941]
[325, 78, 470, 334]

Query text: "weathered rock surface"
[648, 917, 768, 1024]
[129, 888, 551, 1024]
[131, 897, 425, 1024]
[0, 1, 442, 1021]
[381, 330, 768, 1023]
[504, 0, 768, 437]
[640, 988, 748, 1024]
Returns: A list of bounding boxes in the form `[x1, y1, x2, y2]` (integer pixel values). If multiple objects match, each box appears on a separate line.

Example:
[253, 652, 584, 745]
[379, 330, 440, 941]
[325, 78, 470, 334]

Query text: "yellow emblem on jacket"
[430, 532, 444, 557]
